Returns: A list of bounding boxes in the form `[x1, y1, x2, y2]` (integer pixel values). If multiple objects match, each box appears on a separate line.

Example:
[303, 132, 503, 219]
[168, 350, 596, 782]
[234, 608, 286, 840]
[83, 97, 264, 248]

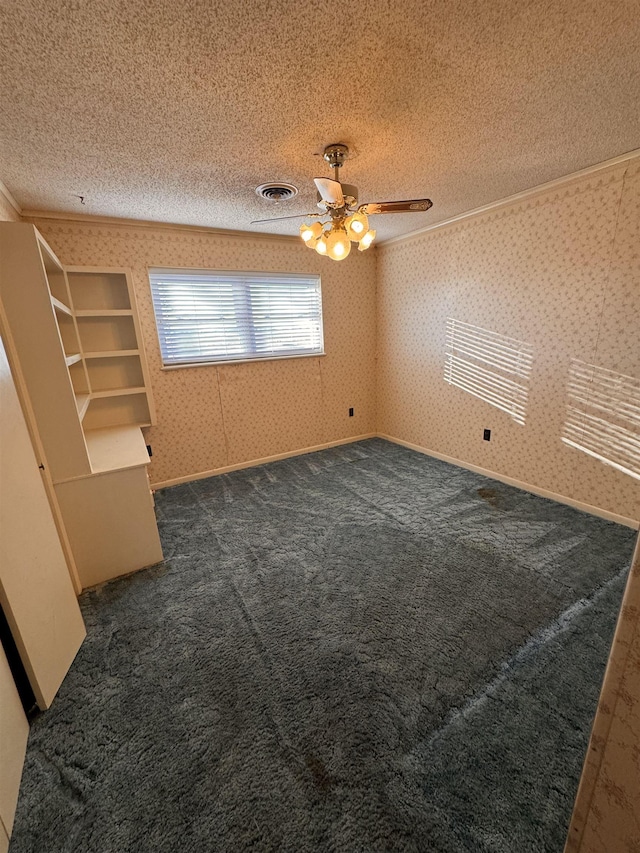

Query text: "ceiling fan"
[252, 143, 433, 260]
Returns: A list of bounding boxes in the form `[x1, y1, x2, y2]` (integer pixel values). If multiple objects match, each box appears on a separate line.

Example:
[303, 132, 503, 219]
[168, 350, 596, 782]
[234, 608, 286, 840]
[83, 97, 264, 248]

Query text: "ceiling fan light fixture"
[300, 221, 322, 245]
[315, 233, 329, 255]
[345, 211, 369, 241]
[358, 229, 376, 251]
[326, 226, 351, 261]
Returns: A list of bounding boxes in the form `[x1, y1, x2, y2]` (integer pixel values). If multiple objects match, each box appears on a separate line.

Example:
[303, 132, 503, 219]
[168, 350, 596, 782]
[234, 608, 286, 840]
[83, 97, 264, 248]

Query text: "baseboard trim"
[378, 434, 639, 530]
[153, 431, 639, 529]
[152, 433, 377, 490]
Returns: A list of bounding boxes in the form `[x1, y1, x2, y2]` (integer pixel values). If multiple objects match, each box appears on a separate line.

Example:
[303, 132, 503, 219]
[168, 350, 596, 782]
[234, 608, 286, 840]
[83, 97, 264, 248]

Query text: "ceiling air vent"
[255, 182, 298, 201]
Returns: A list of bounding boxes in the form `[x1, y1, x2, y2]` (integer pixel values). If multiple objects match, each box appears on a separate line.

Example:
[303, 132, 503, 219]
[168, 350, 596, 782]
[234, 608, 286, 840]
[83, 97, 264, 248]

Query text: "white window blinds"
[149, 269, 324, 366]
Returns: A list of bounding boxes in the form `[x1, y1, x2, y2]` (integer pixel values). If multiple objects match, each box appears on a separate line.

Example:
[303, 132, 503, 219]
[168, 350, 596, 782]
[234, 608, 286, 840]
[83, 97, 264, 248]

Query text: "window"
[149, 269, 324, 367]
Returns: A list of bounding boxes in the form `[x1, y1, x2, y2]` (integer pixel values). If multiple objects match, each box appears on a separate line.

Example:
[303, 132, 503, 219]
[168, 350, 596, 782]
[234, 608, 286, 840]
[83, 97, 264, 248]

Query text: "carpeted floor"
[9, 439, 637, 852]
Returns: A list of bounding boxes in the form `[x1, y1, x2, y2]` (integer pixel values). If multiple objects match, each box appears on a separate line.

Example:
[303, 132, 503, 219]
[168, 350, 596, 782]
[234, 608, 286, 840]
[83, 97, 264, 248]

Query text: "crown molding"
[20, 146, 640, 248]
[0, 180, 22, 216]
[379, 147, 640, 248]
[21, 209, 301, 244]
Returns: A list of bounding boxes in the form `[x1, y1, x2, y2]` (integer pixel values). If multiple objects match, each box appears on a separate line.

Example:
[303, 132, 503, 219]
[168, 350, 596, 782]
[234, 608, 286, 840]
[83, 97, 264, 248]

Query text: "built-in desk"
[54, 426, 162, 589]
[85, 424, 150, 473]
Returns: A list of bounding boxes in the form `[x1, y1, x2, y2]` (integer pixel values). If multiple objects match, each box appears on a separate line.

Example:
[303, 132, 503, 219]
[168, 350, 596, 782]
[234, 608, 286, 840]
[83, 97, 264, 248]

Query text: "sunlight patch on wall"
[444, 319, 533, 425]
[562, 360, 640, 480]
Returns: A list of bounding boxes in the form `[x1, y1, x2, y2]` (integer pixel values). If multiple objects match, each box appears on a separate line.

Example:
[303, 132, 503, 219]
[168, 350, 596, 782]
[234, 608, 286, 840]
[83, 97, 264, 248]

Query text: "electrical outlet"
[349, 407, 354, 417]
[483, 429, 491, 441]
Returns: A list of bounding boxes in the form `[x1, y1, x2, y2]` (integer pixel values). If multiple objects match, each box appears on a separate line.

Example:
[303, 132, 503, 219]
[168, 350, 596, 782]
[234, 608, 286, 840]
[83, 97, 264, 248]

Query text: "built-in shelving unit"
[66, 268, 155, 431]
[0, 224, 163, 589]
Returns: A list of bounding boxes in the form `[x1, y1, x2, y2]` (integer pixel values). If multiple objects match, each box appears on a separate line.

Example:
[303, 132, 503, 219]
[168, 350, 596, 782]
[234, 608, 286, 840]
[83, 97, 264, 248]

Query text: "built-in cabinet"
[1, 327, 86, 848]
[0, 223, 163, 589]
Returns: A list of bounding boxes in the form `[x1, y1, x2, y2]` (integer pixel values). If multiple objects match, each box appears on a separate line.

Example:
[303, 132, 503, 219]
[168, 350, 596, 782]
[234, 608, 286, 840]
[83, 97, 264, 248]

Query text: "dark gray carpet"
[9, 438, 636, 852]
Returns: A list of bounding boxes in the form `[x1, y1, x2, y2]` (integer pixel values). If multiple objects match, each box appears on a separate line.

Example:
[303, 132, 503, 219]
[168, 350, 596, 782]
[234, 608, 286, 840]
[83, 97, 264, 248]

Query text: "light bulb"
[300, 221, 322, 245]
[358, 229, 376, 251]
[315, 233, 329, 255]
[326, 227, 351, 261]
[345, 211, 369, 242]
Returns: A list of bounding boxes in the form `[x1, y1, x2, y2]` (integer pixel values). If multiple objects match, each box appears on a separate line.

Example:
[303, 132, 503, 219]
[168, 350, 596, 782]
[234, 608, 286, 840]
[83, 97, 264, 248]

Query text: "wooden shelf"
[84, 425, 151, 474]
[51, 296, 73, 316]
[90, 387, 146, 400]
[65, 353, 82, 366]
[68, 268, 155, 432]
[83, 349, 139, 359]
[75, 309, 133, 317]
[75, 394, 90, 420]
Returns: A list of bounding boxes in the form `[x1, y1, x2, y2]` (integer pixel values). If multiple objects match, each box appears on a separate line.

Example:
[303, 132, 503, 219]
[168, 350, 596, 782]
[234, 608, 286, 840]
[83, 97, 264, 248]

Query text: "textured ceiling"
[1, 0, 640, 241]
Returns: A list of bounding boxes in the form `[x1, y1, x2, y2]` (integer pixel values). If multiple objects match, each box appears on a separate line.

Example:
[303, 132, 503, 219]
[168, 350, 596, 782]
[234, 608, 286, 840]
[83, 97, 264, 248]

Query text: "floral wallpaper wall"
[377, 159, 640, 522]
[27, 220, 377, 485]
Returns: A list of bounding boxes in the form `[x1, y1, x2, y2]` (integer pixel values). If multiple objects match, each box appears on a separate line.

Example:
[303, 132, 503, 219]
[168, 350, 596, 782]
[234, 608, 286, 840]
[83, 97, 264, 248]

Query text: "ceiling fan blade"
[314, 177, 344, 206]
[358, 199, 433, 215]
[251, 212, 322, 224]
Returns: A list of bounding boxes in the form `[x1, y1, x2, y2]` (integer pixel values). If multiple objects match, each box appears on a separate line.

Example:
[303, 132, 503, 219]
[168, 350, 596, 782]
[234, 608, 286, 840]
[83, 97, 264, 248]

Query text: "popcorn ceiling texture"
[2, 1, 640, 240]
[377, 159, 640, 523]
[27, 218, 377, 486]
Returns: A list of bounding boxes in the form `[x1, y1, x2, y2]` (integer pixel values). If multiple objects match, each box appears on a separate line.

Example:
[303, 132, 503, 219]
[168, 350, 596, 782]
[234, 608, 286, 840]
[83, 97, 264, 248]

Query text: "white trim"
[19, 148, 640, 247]
[151, 433, 377, 489]
[378, 433, 639, 530]
[154, 432, 640, 529]
[161, 351, 326, 370]
[0, 180, 22, 216]
[379, 147, 640, 247]
[23, 210, 301, 243]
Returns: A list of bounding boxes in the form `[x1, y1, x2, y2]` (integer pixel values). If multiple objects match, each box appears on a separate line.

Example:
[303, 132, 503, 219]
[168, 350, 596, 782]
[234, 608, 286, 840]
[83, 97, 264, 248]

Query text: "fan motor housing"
[316, 183, 358, 208]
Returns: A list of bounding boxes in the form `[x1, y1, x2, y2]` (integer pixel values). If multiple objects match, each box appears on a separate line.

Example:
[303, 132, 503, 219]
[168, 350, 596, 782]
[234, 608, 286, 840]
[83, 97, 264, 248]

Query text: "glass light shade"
[345, 211, 369, 242]
[326, 227, 351, 261]
[300, 221, 322, 245]
[315, 233, 329, 255]
[358, 229, 376, 251]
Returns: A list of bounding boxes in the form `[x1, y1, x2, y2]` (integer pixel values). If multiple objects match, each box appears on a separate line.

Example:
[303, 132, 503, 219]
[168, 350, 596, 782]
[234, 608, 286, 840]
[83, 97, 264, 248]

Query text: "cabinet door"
[0, 644, 28, 837]
[0, 333, 86, 709]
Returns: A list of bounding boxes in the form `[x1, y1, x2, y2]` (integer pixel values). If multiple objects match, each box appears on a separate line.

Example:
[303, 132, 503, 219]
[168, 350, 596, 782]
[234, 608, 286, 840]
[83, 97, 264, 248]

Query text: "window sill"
[160, 351, 326, 370]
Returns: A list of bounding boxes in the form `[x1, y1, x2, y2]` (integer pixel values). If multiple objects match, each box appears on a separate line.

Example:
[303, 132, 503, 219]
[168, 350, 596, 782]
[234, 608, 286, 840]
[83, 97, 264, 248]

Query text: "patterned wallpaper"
[27, 221, 377, 485]
[377, 160, 640, 522]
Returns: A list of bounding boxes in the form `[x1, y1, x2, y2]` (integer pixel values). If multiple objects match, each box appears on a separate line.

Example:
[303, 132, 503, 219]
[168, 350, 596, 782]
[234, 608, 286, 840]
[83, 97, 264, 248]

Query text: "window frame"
[148, 267, 325, 369]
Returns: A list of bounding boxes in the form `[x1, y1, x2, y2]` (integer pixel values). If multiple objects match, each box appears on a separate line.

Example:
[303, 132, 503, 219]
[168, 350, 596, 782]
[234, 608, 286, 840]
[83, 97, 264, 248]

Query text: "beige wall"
[0, 193, 19, 223]
[376, 159, 640, 523]
[27, 219, 377, 486]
